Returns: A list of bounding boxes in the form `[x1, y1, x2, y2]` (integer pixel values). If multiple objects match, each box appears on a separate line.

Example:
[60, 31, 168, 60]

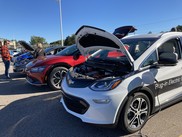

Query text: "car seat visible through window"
[158, 42, 178, 64]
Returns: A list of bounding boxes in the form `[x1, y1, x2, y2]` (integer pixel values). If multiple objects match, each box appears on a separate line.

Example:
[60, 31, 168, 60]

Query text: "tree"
[170, 25, 182, 32]
[50, 34, 76, 46]
[64, 34, 75, 46]
[176, 25, 182, 32]
[30, 36, 47, 45]
[50, 40, 62, 46]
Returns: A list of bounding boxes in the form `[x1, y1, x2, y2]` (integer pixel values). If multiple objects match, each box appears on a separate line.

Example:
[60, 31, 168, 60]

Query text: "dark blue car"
[16, 52, 34, 61]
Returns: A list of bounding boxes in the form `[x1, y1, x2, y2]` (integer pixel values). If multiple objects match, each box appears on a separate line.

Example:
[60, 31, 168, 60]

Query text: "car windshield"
[87, 38, 158, 63]
[56, 45, 77, 56]
[121, 38, 158, 60]
[88, 49, 127, 64]
[44, 47, 53, 53]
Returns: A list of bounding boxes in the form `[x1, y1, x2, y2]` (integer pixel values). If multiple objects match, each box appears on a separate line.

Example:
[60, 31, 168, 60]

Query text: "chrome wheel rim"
[127, 97, 149, 129]
[52, 69, 67, 88]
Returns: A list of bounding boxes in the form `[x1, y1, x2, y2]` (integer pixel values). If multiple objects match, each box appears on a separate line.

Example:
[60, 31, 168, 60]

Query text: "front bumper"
[25, 66, 51, 86]
[26, 75, 47, 86]
[60, 78, 128, 125]
[13, 64, 26, 73]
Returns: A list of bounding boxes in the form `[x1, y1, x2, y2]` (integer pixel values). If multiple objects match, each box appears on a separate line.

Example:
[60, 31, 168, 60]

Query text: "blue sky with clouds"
[1, 0, 182, 43]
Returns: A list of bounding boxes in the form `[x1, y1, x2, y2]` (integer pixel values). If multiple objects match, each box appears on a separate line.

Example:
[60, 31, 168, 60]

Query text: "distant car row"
[13, 41, 65, 73]
[25, 44, 85, 90]
[13, 26, 136, 90]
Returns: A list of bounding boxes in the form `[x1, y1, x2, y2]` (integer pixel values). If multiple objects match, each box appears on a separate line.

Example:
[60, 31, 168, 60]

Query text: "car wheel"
[119, 92, 151, 133]
[48, 67, 68, 90]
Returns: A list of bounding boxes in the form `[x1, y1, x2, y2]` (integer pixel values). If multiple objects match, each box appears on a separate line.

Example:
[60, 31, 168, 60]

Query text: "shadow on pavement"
[0, 92, 128, 137]
[0, 72, 26, 79]
[0, 73, 53, 95]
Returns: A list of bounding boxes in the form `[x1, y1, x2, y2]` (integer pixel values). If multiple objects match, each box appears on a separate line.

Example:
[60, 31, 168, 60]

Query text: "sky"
[1, 0, 182, 43]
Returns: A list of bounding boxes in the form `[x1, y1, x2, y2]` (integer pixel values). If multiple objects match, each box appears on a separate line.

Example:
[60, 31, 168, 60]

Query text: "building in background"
[9, 40, 16, 49]
[0, 38, 17, 49]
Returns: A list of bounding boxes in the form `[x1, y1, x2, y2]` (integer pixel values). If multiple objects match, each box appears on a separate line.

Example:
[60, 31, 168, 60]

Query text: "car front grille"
[62, 91, 89, 114]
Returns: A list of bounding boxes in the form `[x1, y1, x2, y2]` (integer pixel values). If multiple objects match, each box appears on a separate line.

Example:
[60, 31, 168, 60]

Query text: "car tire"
[48, 67, 68, 90]
[119, 92, 151, 133]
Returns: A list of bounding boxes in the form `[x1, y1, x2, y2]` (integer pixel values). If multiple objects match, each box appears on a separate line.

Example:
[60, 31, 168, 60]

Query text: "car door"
[154, 38, 182, 106]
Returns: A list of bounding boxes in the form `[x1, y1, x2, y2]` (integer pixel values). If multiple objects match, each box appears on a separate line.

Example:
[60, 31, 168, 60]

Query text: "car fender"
[45, 63, 72, 81]
[114, 86, 156, 125]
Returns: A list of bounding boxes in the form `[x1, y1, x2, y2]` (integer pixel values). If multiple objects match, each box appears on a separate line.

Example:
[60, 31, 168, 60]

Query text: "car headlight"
[30, 66, 46, 73]
[90, 78, 122, 91]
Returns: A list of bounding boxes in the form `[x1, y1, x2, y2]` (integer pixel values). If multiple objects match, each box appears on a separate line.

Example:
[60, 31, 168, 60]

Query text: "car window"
[141, 51, 157, 67]
[141, 39, 181, 68]
[158, 39, 181, 60]
[56, 45, 77, 56]
[88, 49, 129, 65]
[121, 38, 158, 60]
[50, 51, 54, 55]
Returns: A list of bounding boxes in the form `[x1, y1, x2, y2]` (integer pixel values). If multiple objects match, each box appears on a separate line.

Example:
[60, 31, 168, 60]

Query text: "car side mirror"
[158, 53, 178, 65]
[73, 52, 80, 60]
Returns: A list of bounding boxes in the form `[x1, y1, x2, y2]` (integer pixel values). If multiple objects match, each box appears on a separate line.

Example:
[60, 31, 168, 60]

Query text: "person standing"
[0, 41, 2, 54]
[1, 40, 11, 79]
[33, 43, 45, 58]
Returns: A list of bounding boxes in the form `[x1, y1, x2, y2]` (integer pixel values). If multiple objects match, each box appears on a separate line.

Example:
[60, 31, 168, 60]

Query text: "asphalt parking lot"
[0, 58, 181, 137]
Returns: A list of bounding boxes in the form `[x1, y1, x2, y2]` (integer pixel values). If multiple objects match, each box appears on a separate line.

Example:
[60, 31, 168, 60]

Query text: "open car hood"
[113, 26, 137, 39]
[75, 25, 134, 64]
[18, 41, 34, 51]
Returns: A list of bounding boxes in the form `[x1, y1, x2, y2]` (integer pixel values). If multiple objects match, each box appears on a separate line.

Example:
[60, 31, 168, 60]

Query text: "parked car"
[9, 49, 20, 57]
[60, 26, 182, 133]
[13, 41, 65, 73]
[25, 44, 85, 90]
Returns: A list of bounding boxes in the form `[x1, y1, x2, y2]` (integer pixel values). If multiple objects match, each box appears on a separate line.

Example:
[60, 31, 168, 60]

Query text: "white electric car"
[60, 26, 182, 133]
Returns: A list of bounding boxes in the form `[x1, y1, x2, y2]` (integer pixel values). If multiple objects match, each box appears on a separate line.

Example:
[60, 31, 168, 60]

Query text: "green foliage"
[64, 34, 75, 46]
[50, 40, 63, 46]
[30, 36, 47, 45]
[171, 25, 182, 32]
[176, 25, 182, 32]
[50, 34, 75, 46]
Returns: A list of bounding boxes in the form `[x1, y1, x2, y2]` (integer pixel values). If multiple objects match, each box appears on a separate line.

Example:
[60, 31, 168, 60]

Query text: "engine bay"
[71, 60, 132, 80]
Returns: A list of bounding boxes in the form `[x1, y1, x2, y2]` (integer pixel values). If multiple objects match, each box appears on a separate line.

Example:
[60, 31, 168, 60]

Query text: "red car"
[25, 45, 85, 90]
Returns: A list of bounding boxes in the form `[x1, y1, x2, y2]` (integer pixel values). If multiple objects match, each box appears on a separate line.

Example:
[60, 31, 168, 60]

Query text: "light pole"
[58, 0, 64, 46]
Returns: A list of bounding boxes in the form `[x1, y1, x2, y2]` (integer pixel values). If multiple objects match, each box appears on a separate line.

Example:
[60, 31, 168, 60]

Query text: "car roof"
[122, 33, 163, 39]
[123, 32, 182, 40]
[160, 31, 182, 38]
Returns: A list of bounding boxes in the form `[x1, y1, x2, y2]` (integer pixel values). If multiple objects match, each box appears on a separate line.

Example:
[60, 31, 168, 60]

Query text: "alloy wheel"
[127, 97, 149, 129]
[52, 69, 67, 89]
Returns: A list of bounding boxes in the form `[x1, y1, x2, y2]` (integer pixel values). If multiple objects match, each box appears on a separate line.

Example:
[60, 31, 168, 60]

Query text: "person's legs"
[3, 59, 10, 78]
